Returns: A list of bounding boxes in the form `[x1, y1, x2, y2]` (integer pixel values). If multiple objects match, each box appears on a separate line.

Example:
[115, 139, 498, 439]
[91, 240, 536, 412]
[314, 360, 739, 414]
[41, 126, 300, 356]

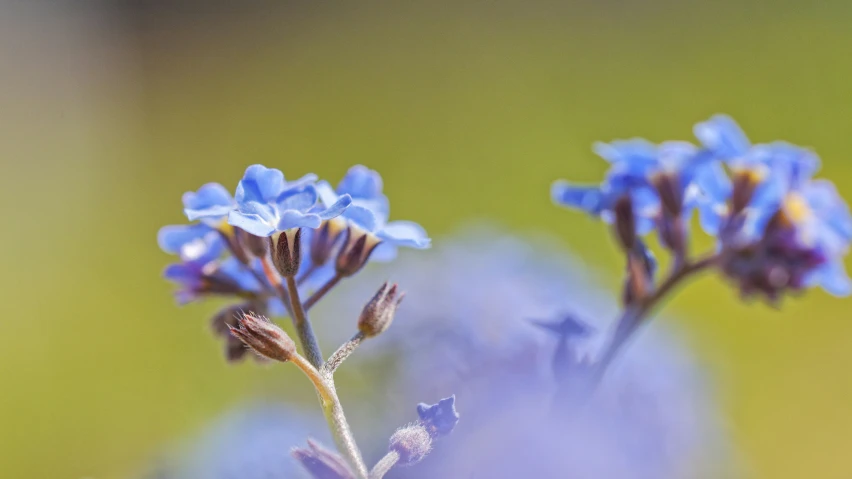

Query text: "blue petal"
[316, 194, 352, 221]
[285, 173, 319, 191]
[379, 221, 431, 249]
[235, 165, 286, 205]
[277, 210, 322, 231]
[277, 186, 318, 212]
[551, 181, 606, 216]
[228, 210, 276, 237]
[693, 114, 750, 159]
[315, 180, 339, 207]
[337, 165, 384, 200]
[342, 204, 378, 231]
[157, 223, 211, 254]
[369, 242, 399, 262]
[697, 201, 727, 236]
[164, 262, 202, 284]
[593, 139, 657, 167]
[183, 183, 233, 221]
[219, 257, 261, 291]
[694, 162, 732, 205]
[807, 260, 852, 297]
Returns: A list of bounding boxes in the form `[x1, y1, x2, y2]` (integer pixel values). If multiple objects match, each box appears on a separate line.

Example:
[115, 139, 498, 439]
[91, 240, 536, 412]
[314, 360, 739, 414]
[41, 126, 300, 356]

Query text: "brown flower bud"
[335, 226, 382, 277]
[612, 195, 636, 251]
[228, 312, 296, 362]
[236, 227, 269, 258]
[270, 228, 303, 277]
[358, 282, 404, 337]
[311, 218, 347, 266]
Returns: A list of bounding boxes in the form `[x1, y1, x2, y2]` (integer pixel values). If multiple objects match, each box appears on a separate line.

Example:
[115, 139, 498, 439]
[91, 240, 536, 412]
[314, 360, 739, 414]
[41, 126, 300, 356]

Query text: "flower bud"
[270, 228, 303, 277]
[358, 282, 404, 337]
[218, 225, 252, 265]
[236, 227, 269, 258]
[388, 424, 433, 466]
[730, 167, 765, 216]
[228, 312, 296, 362]
[311, 218, 347, 266]
[651, 172, 683, 217]
[292, 439, 355, 479]
[416, 395, 460, 437]
[335, 226, 382, 277]
[211, 302, 268, 363]
[612, 195, 636, 251]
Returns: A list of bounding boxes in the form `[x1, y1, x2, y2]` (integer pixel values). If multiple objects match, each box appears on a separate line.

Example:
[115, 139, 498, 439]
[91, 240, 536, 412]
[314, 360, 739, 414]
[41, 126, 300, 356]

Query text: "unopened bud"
[612, 195, 636, 251]
[218, 225, 251, 264]
[335, 226, 382, 277]
[292, 439, 355, 479]
[358, 282, 404, 337]
[270, 228, 303, 277]
[658, 215, 687, 255]
[652, 172, 683, 217]
[236, 227, 269, 258]
[228, 312, 296, 362]
[311, 218, 347, 266]
[730, 168, 763, 216]
[388, 424, 432, 466]
[211, 302, 268, 363]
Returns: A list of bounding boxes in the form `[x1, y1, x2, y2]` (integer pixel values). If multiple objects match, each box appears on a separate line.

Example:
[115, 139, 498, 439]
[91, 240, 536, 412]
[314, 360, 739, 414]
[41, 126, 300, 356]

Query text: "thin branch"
[323, 332, 365, 376]
[286, 276, 324, 369]
[369, 451, 400, 479]
[304, 273, 343, 311]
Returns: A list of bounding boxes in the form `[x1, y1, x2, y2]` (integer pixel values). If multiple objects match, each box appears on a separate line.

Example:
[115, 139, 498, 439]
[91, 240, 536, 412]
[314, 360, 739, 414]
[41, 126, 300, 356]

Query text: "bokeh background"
[2, 1, 851, 477]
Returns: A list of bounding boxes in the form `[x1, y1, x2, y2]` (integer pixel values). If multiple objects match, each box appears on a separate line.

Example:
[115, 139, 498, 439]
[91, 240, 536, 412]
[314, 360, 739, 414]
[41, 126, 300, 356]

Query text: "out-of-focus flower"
[183, 182, 235, 225]
[228, 164, 352, 237]
[163, 403, 328, 479]
[323, 228, 734, 479]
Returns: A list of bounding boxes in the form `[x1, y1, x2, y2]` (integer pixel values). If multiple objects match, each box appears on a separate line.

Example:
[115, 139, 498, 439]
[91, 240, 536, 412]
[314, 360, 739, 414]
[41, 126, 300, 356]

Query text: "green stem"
[285, 275, 324, 368]
[369, 451, 400, 479]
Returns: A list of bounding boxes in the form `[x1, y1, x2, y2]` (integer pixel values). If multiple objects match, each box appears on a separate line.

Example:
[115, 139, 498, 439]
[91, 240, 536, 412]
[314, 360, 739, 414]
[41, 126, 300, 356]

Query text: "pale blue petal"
[693, 114, 750, 159]
[277, 186, 318, 212]
[694, 162, 732, 204]
[316, 194, 352, 220]
[277, 210, 322, 230]
[228, 210, 276, 237]
[551, 181, 606, 216]
[315, 180, 339, 207]
[593, 139, 657, 167]
[235, 164, 285, 205]
[183, 183, 233, 221]
[697, 201, 726, 236]
[337, 165, 384, 199]
[157, 224, 211, 254]
[286, 173, 319, 191]
[219, 257, 261, 291]
[808, 260, 852, 297]
[379, 221, 431, 249]
[343, 204, 378, 231]
[370, 242, 399, 262]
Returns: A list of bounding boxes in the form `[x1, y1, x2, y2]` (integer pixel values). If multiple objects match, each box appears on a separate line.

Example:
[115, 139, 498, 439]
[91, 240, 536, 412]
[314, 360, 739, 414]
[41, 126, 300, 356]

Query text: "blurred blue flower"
[316, 165, 430, 262]
[164, 403, 327, 479]
[323, 228, 733, 479]
[552, 140, 713, 235]
[228, 164, 352, 237]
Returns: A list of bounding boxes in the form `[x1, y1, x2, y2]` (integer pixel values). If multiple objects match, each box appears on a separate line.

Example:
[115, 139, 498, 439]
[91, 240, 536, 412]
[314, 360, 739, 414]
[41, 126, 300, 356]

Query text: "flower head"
[228, 164, 352, 237]
[183, 182, 235, 226]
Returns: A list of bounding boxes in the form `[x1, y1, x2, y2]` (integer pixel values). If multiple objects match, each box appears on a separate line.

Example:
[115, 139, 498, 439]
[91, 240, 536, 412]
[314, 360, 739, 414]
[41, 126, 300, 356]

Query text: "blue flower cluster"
[157, 164, 430, 360]
[552, 115, 852, 298]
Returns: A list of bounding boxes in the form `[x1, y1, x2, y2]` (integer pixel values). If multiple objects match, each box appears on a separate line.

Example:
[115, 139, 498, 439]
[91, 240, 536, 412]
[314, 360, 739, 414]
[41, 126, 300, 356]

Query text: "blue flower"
[183, 182, 235, 225]
[227, 164, 352, 237]
[552, 140, 713, 235]
[157, 223, 215, 255]
[316, 165, 430, 262]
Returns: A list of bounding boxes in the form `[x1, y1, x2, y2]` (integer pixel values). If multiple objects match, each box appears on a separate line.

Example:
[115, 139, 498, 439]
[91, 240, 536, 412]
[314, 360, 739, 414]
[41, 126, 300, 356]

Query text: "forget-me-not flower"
[227, 164, 352, 237]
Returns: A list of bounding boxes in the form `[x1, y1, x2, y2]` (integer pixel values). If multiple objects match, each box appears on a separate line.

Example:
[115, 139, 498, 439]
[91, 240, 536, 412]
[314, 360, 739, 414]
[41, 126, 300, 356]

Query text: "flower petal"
[807, 260, 852, 297]
[316, 194, 352, 221]
[157, 223, 210, 254]
[342, 204, 378, 231]
[551, 181, 606, 216]
[694, 114, 750, 159]
[277, 210, 322, 230]
[183, 183, 233, 221]
[277, 186, 319, 212]
[379, 221, 431, 249]
[228, 210, 276, 237]
[235, 165, 286, 205]
[337, 165, 384, 199]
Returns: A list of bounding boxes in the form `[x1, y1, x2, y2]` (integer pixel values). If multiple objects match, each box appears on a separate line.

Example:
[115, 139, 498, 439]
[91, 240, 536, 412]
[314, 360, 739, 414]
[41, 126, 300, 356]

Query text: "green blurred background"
[2, 1, 852, 477]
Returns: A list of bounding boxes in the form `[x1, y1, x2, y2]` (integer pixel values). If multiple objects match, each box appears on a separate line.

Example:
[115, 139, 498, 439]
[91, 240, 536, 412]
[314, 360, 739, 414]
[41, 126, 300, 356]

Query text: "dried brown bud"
[211, 302, 268, 363]
[358, 282, 404, 337]
[388, 424, 432, 466]
[270, 228, 303, 277]
[292, 439, 355, 479]
[228, 312, 296, 362]
[335, 226, 382, 277]
[651, 172, 683, 217]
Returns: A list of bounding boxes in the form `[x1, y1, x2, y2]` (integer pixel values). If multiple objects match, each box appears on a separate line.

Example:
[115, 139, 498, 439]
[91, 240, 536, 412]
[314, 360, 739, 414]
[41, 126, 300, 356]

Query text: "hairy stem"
[304, 273, 343, 311]
[323, 332, 365, 375]
[369, 451, 400, 479]
[322, 383, 370, 479]
[285, 276, 324, 369]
